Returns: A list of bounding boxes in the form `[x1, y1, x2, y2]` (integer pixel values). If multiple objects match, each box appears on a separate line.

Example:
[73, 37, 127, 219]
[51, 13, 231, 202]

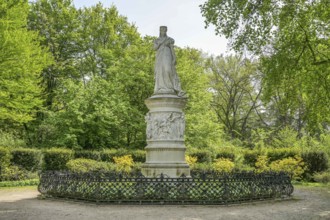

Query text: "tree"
[0, 0, 52, 124]
[176, 48, 224, 148]
[207, 55, 263, 140]
[200, 0, 330, 135]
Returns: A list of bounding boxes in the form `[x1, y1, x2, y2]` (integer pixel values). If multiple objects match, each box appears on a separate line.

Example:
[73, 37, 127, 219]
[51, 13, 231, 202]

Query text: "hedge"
[11, 148, 41, 171]
[267, 148, 299, 162]
[187, 149, 212, 163]
[100, 149, 127, 162]
[130, 150, 146, 163]
[243, 150, 265, 167]
[43, 148, 74, 171]
[74, 150, 101, 161]
[215, 149, 236, 161]
[301, 151, 328, 176]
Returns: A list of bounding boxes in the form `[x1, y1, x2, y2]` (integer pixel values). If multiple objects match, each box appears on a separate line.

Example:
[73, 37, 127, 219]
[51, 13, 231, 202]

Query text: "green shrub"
[301, 151, 328, 176]
[0, 179, 39, 187]
[215, 148, 236, 161]
[255, 156, 270, 173]
[269, 156, 306, 180]
[191, 163, 214, 172]
[0, 165, 28, 181]
[74, 150, 101, 161]
[267, 148, 299, 162]
[313, 171, 330, 183]
[212, 158, 235, 173]
[43, 148, 73, 171]
[187, 149, 212, 163]
[11, 148, 41, 171]
[243, 150, 264, 167]
[130, 150, 146, 163]
[0, 147, 11, 168]
[66, 158, 111, 172]
[100, 149, 127, 162]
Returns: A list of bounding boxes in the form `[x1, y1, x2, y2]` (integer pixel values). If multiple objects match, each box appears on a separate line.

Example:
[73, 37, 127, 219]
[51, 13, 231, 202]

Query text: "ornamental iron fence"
[38, 171, 294, 204]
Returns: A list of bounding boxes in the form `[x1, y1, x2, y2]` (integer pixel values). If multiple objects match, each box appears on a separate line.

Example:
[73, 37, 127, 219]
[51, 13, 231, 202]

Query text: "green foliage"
[0, 179, 39, 187]
[243, 149, 265, 167]
[176, 48, 223, 148]
[269, 156, 306, 181]
[0, 130, 26, 148]
[301, 151, 329, 176]
[267, 148, 299, 162]
[255, 156, 270, 173]
[200, 0, 330, 135]
[207, 55, 262, 140]
[0, 0, 52, 124]
[215, 148, 236, 161]
[66, 158, 112, 173]
[313, 171, 330, 184]
[100, 149, 127, 162]
[74, 150, 101, 161]
[0, 147, 11, 169]
[42, 148, 73, 170]
[212, 158, 235, 173]
[187, 148, 213, 163]
[130, 150, 146, 163]
[0, 165, 28, 181]
[11, 148, 41, 171]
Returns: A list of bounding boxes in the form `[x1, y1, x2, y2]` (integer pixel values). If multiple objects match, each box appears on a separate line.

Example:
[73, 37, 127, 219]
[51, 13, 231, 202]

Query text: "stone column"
[141, 94, 190, 177]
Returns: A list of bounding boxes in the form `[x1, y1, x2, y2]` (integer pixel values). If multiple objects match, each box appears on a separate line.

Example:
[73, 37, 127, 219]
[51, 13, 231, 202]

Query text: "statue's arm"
[153, 39, 161, 50]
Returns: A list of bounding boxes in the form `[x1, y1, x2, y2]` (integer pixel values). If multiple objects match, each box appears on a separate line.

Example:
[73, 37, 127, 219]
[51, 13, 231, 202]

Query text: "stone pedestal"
[141, 94, 190, 177]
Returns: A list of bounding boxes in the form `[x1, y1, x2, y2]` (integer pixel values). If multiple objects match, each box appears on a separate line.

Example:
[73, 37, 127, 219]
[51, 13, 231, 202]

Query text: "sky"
[72, 0, 230, 56]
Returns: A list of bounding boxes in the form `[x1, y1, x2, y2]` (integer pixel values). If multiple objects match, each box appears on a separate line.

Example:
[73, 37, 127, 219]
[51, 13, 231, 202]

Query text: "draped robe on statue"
[153, 36, 182, 95]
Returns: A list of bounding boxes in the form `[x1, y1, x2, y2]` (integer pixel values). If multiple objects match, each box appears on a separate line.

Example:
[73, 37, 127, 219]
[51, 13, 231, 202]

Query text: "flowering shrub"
[185, 155, 198, 167]
[212, 158, 235, 172]
[269, 156, 306, 180]
[113, 155, 134, 173]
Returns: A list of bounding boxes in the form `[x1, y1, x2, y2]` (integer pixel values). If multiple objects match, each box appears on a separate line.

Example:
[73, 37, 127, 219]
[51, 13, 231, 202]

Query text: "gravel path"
[0, 186, 329, 220]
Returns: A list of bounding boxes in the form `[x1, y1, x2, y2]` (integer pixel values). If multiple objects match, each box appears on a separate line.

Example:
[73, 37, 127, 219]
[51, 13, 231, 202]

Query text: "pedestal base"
[142, 94, 190, 177]
[141, 163, 190, 177]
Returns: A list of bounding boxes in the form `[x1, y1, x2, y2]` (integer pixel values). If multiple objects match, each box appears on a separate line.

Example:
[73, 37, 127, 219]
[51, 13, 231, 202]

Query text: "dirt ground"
[0, 186, 330, 220]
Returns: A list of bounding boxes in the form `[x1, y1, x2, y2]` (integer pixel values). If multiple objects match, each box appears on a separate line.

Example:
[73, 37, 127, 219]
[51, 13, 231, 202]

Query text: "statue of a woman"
[153, 26, 185, 97]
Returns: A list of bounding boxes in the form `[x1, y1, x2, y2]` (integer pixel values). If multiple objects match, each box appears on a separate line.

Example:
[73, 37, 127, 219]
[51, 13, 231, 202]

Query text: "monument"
[141, 26, 190, 177]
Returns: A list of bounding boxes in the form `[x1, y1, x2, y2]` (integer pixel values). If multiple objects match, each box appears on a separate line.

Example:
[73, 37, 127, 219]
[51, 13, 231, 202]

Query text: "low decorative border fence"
[38, 171, 294, 204]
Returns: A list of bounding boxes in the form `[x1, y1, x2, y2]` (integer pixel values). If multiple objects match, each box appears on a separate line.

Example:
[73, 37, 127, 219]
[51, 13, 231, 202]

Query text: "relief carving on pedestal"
[145, 112, 185, 140]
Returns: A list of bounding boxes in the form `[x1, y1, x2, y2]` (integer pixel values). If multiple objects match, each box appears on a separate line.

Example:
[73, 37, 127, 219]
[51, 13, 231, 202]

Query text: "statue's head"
[159, 26, 167, 37]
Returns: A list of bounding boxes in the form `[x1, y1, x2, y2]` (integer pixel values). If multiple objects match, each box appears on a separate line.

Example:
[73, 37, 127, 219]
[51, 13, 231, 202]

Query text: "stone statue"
[153, 26, 185, 97]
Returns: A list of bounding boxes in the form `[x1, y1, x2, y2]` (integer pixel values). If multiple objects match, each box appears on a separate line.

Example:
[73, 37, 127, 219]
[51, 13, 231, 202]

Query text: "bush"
[255, 156, 270, 173]
[66, 158, 111, 172]
[301, 151, 328, 176]
[313, 171, 330, 183]
[191, 163, 214, 172]
[113, 155, 134, 173]
[11, 148, 41, 171]
[269, 156, 306, 180]
[185, 155, 198, 167]
[212, 158, 235, 173]
[74, 150, 101, 161]
[187, 149, 212, 163]
[100, 149, 127, 162]
[43, 148, 73, 171]
[0, 147, 11, 168]
[130, 150, 146, 163]
[215, 148, 236, 161]
[243, 150, 264, 167]
[0, 165, 28, 181]
[267, 148, 299, 162]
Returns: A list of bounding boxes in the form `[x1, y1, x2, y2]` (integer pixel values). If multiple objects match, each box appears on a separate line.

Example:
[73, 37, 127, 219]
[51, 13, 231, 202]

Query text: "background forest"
[0, 0, 329, 184]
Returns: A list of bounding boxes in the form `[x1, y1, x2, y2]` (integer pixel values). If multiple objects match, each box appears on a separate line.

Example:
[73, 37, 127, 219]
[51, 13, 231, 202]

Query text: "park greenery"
[0, 0, 329, 183]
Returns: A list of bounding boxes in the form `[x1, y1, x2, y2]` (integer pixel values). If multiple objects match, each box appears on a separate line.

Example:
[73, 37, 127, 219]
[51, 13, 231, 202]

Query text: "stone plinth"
[141, 94, 190, 177]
